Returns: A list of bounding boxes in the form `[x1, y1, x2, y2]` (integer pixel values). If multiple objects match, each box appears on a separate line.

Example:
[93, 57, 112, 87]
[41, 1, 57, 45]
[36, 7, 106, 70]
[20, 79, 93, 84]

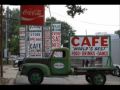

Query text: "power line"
[46, 9, 120, 27]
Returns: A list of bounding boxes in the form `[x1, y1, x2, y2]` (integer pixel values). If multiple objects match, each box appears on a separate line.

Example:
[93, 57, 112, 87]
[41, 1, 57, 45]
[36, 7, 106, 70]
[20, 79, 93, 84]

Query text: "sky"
[3, 5, 120, 35]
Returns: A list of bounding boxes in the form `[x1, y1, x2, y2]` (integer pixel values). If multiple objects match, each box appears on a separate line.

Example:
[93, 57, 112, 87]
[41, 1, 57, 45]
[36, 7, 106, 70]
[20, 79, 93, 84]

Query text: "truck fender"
[22, 63, 51, 76]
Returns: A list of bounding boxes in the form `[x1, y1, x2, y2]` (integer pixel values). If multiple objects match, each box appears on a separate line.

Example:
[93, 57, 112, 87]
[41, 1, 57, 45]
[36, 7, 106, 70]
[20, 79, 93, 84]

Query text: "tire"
[18, 61, 23, 71]
[28, 69, 44, 85]
[92, 73, 106, 85]
[19, 64, 23, 71]
[111, 69, 116, 76]
[85, 75, 92, 84]
[115, 67, 120, 77]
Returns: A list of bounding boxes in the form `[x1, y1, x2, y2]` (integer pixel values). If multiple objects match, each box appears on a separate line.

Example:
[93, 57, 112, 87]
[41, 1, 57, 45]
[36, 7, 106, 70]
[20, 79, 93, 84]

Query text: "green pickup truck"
[20, 47, 114, 85]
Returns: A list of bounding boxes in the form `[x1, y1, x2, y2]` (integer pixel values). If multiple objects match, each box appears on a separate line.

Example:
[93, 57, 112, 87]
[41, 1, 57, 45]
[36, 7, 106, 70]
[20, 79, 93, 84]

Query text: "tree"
[4, 8, 20, 55]
[66, 5, 87, 18]
[45, 17, 76, 45]
[115, 30, 120, 38]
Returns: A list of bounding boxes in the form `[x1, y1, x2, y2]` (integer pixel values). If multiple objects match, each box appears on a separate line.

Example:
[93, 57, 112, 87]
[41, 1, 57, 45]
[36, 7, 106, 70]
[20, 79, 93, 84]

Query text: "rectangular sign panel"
[19, 27, 26, 57]
[28, 31, 42, 58]
[44, 27, 51, 51]
[21, 5, 45, 25]
[29, 25, 42, 31]
[52, 23, 61, 49]
[52, 32, 61, 48]
[70, 36, 110, 57]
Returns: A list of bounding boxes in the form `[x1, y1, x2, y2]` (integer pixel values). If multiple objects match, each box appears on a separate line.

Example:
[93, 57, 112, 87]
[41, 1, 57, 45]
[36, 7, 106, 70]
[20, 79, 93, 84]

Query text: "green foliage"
[66, 5, 87, 18]
[5, 8, 20, 55]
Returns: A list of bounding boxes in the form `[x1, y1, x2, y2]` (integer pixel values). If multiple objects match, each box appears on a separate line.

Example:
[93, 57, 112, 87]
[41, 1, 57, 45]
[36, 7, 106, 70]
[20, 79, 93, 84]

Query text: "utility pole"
[0, 5, 3, 77]
[5, 7, 9, 64]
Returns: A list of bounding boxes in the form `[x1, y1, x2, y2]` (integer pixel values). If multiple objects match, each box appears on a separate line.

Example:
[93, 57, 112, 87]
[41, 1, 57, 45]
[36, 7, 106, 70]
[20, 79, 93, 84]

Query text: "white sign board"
[70, 36, 110, 56]
[52, 24, 61, 31]
[54, 63, 64, 69]
[19, 27, 26, 57]
[29, 25, 42, 31]
[28, 31, 42, 58]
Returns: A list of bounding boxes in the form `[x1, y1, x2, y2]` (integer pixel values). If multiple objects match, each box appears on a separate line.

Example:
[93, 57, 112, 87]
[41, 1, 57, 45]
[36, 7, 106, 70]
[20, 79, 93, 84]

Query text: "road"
[15, 71, 120, 85]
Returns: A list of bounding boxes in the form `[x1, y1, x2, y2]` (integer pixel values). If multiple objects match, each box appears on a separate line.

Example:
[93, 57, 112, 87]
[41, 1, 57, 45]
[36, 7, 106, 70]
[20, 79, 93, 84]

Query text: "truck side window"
[53, 51, 65, 58]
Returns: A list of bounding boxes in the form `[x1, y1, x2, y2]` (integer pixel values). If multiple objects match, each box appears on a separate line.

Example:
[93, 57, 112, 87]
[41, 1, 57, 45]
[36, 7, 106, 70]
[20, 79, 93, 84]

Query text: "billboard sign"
[21, 5, 45, 25]
[70, 36, 110, 57]
[52, 23, 61, 49]
[28, 31, 42, 58]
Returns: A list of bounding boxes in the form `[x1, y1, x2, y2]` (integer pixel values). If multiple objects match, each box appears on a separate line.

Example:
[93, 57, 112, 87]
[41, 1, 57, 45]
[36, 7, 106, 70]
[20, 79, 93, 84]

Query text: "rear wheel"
[92, 73, 106, 85]
[28, 69, 44, 85]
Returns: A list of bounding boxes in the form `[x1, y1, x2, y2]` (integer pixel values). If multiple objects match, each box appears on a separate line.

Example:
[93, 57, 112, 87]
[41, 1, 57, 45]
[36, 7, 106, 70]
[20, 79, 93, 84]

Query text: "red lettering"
[81, 37, 91, 46]
[71, 37, 79, 46]
[101, 36, 108, 46]
[92, 37, 99, 46]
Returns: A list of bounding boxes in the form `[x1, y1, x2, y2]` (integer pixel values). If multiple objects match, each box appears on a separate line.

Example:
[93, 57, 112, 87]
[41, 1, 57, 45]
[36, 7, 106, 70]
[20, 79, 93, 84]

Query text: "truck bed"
[72, 66, 114, 75]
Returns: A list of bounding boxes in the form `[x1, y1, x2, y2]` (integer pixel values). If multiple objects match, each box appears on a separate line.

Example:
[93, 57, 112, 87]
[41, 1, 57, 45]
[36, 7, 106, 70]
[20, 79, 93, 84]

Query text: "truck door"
[50, 50, 70, 75]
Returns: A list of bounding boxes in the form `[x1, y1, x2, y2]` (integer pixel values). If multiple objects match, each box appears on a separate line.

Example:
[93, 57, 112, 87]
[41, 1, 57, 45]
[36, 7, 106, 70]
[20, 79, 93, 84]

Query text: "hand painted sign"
[28, 28, 42, 58]
[52, 23, 61, 49]
[19, 27, 26, 57]
[70, 36, 110, 56]
[44, 26, 51, 53]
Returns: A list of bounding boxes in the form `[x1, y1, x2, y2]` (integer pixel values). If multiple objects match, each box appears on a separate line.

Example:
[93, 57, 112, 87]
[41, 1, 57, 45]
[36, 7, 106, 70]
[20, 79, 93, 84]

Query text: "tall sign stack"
[44, 26, 51, 57]
[20, 5, 45, 58]
[52, 23, 61, 57]
[19, 27, 26, 57]
[27, 26, 42, 58]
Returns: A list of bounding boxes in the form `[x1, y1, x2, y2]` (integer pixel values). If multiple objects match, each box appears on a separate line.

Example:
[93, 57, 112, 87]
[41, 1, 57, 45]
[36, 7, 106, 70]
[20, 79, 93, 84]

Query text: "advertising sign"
[52, 32, 61, 48]
[19, 27, 25, 40]
[19, 27, 26, 57]
[28, 31, 42, 58]
[70, 36, 110, 57]
[44, 26, 51, 52]
[52, 23, 61, 49]
[21, 5, 45, 25]
[29, 25, 42, 31]
[52, 23, 61, 31]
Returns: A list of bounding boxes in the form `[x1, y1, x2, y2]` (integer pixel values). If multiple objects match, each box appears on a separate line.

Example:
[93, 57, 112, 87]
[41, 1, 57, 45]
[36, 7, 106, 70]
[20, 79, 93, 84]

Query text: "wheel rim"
[94, 74, 105, 85]
[30, 72, 42, 84]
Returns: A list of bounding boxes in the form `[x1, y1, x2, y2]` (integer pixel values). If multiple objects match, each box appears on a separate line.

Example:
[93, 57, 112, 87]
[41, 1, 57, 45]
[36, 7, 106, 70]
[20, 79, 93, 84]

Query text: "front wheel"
[28, 69, 44, 85]
[85, 75, 92, 84]
[114, 67, 120, 77]
[92, 73, 106, 85]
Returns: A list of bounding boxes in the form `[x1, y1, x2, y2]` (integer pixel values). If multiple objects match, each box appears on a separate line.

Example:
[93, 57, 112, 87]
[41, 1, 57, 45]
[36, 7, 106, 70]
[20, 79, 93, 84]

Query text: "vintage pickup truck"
[19, 47, 114, 85]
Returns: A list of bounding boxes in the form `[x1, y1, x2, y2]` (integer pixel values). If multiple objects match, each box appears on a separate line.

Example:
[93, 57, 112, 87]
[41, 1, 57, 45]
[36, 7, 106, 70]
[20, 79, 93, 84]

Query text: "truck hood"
[23, 57, 50, 66]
